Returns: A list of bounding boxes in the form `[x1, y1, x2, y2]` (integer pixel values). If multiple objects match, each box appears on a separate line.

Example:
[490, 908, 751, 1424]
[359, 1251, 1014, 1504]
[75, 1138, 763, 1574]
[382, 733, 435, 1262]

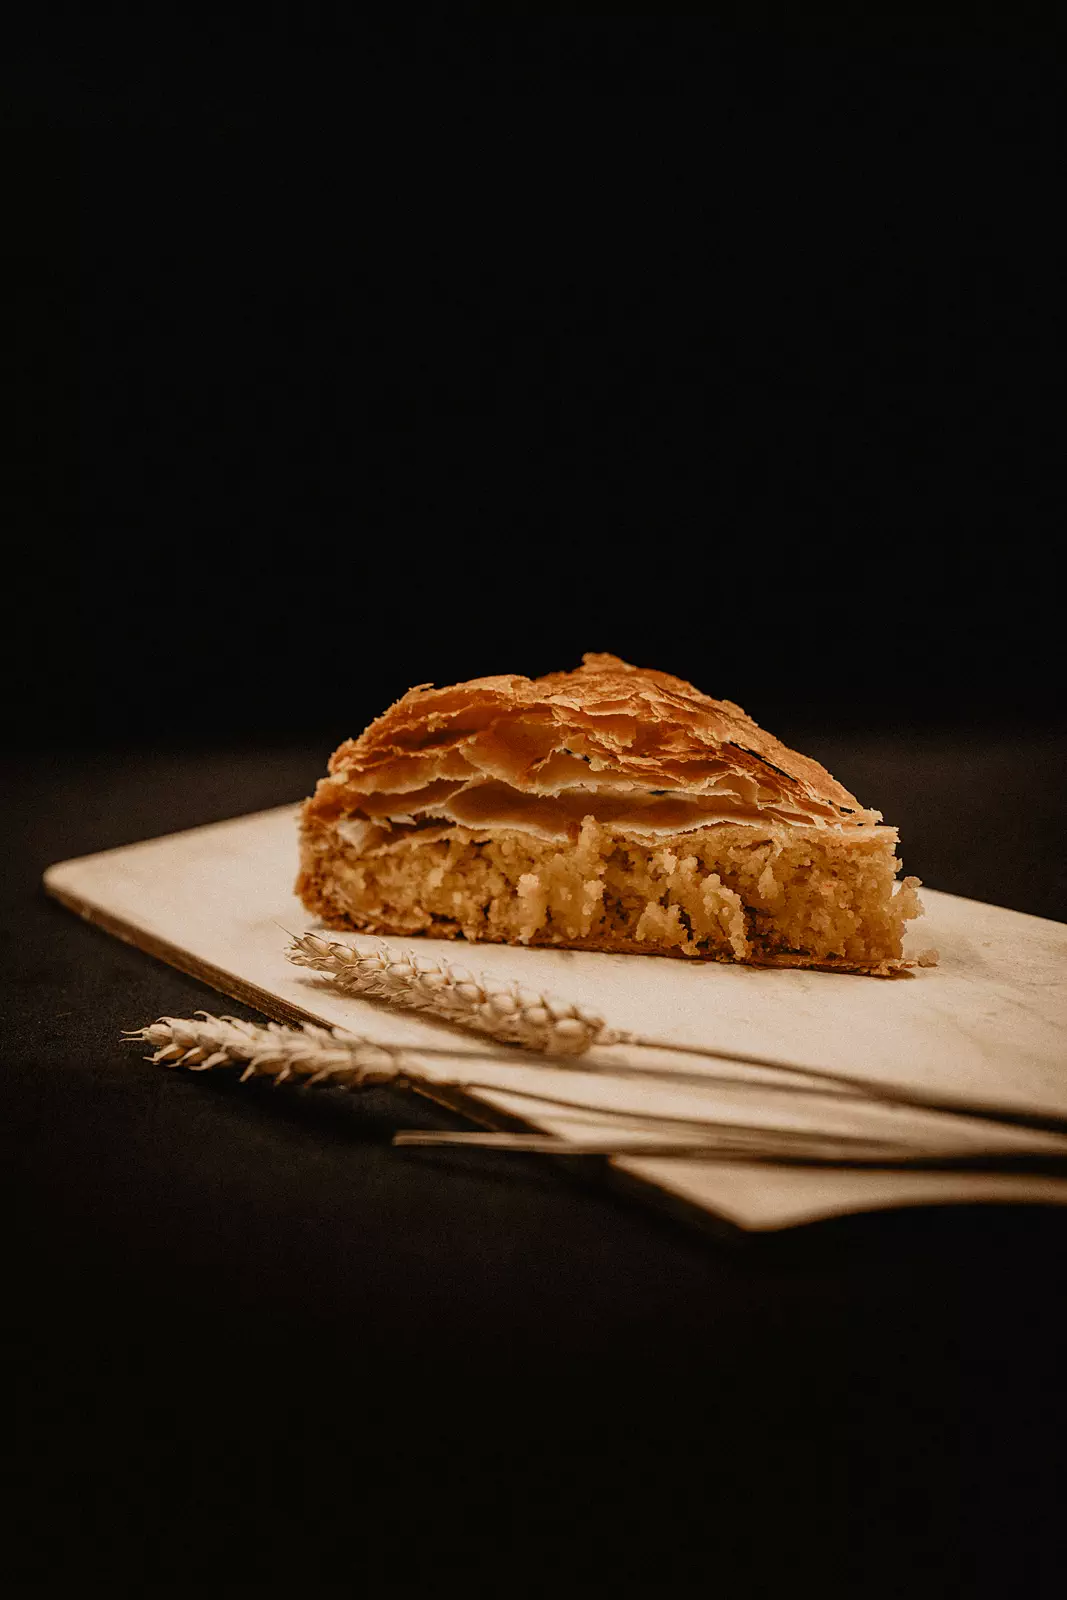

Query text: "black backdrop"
[7, 31, 1063, 755]
[5, 26, 1067, 1591]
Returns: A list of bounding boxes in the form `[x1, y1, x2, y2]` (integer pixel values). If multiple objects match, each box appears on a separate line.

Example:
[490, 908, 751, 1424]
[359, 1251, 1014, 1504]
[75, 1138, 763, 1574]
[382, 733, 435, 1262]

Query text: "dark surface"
[4, 740, 1067, 1588]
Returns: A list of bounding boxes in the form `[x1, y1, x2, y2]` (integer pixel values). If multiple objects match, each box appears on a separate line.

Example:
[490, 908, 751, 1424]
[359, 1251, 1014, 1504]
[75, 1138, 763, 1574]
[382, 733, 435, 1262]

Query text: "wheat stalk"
[123, 1012, 811, 1134]
[125, 1012, 602, 1097]
[391, 1130, 1067, 1175]
[125, 1014, 410, 1087]
[287, 932, 627, 1054]
[124, 1013, 1067, 1173]
[286, 932, 1067, 1142]
[124, 1013, 779, 1136]
[122, 1012, 932, 1164]
[122, 1014, 1065, 1173]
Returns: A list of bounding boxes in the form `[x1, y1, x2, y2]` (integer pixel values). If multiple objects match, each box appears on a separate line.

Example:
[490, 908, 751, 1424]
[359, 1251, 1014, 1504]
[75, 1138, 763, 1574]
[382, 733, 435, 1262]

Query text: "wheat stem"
[123, 1014, 1065, 1172]
[391, 1130, 1067, 1174]
[125, 1014, 803, 1136]
[287, 933, 1067, 1141]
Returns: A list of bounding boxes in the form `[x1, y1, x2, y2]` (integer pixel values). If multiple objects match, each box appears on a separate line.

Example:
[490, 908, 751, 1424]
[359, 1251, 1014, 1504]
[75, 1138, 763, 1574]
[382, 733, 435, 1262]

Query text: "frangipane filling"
[298, 812, 920, 970]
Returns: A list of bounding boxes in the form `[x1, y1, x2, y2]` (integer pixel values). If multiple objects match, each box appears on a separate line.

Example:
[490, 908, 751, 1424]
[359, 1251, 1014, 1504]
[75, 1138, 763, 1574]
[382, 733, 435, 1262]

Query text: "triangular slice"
[297, 654, 927, 975]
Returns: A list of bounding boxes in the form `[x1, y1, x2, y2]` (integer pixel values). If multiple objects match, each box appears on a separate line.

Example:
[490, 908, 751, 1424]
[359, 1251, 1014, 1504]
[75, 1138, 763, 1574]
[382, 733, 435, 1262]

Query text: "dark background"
[5, 25, 1066, 1591]
[7, 29, 1064, 754]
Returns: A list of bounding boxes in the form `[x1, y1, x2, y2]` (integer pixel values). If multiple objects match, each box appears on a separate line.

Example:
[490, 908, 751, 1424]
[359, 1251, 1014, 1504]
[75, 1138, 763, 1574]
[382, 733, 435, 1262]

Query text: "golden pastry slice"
[297, 654, 927, 975]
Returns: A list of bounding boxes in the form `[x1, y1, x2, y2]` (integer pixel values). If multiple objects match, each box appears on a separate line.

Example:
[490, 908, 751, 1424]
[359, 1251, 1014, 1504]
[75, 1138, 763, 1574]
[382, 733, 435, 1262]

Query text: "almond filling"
[298, 815, 921, 972]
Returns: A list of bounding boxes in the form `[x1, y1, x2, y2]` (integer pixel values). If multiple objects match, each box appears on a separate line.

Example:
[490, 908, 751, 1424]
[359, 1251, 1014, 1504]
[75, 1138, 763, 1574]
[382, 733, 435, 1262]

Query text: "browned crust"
[305, 653, 877, 829]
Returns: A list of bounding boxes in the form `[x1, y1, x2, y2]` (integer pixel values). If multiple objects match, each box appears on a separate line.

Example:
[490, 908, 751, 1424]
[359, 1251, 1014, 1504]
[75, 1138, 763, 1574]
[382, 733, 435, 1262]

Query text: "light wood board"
[45, 803, 1067, 1232]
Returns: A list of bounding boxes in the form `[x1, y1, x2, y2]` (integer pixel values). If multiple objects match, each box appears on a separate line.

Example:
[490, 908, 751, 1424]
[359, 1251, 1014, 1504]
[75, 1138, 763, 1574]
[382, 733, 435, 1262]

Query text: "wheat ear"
[124, 1014, 411, 1087]
[287, 933, 628, 1055]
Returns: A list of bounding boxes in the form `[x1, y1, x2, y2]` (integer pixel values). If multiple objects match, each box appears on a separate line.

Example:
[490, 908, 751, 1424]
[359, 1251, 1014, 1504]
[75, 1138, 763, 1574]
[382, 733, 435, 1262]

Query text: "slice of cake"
[297, 654, 927, 975]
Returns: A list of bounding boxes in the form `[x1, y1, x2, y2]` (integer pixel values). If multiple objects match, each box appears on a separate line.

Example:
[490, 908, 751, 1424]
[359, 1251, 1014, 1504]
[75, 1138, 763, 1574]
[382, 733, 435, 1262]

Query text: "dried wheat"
[286, 933, 1067, 1142]
[390, 1129, 1067, 1173]
[125, 1013, 410, 1088]
[287, 932, 625, 1054]
[123, 1013, 920, 1164]
[123, 1014, 1064, 1171]
[122, 1013, 739, 1129]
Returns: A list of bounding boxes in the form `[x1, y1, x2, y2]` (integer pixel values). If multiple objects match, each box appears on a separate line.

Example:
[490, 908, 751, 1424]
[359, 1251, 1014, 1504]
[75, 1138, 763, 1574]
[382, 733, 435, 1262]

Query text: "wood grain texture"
[45, 803, 1067, 1231]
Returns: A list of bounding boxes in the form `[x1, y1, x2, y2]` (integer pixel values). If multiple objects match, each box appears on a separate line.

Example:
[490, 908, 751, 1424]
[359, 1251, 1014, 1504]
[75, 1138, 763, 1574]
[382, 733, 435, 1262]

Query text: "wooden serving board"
[45, 803, 1067, 1232]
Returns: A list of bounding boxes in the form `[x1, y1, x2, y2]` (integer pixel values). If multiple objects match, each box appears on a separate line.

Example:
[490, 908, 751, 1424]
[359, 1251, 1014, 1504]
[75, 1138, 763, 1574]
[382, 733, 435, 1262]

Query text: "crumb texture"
[298, 817, 923, 975]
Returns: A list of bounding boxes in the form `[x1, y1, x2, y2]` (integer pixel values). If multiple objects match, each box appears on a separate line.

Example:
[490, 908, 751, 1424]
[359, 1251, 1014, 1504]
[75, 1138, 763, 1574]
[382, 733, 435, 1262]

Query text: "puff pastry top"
[305, 654, 882, 845]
